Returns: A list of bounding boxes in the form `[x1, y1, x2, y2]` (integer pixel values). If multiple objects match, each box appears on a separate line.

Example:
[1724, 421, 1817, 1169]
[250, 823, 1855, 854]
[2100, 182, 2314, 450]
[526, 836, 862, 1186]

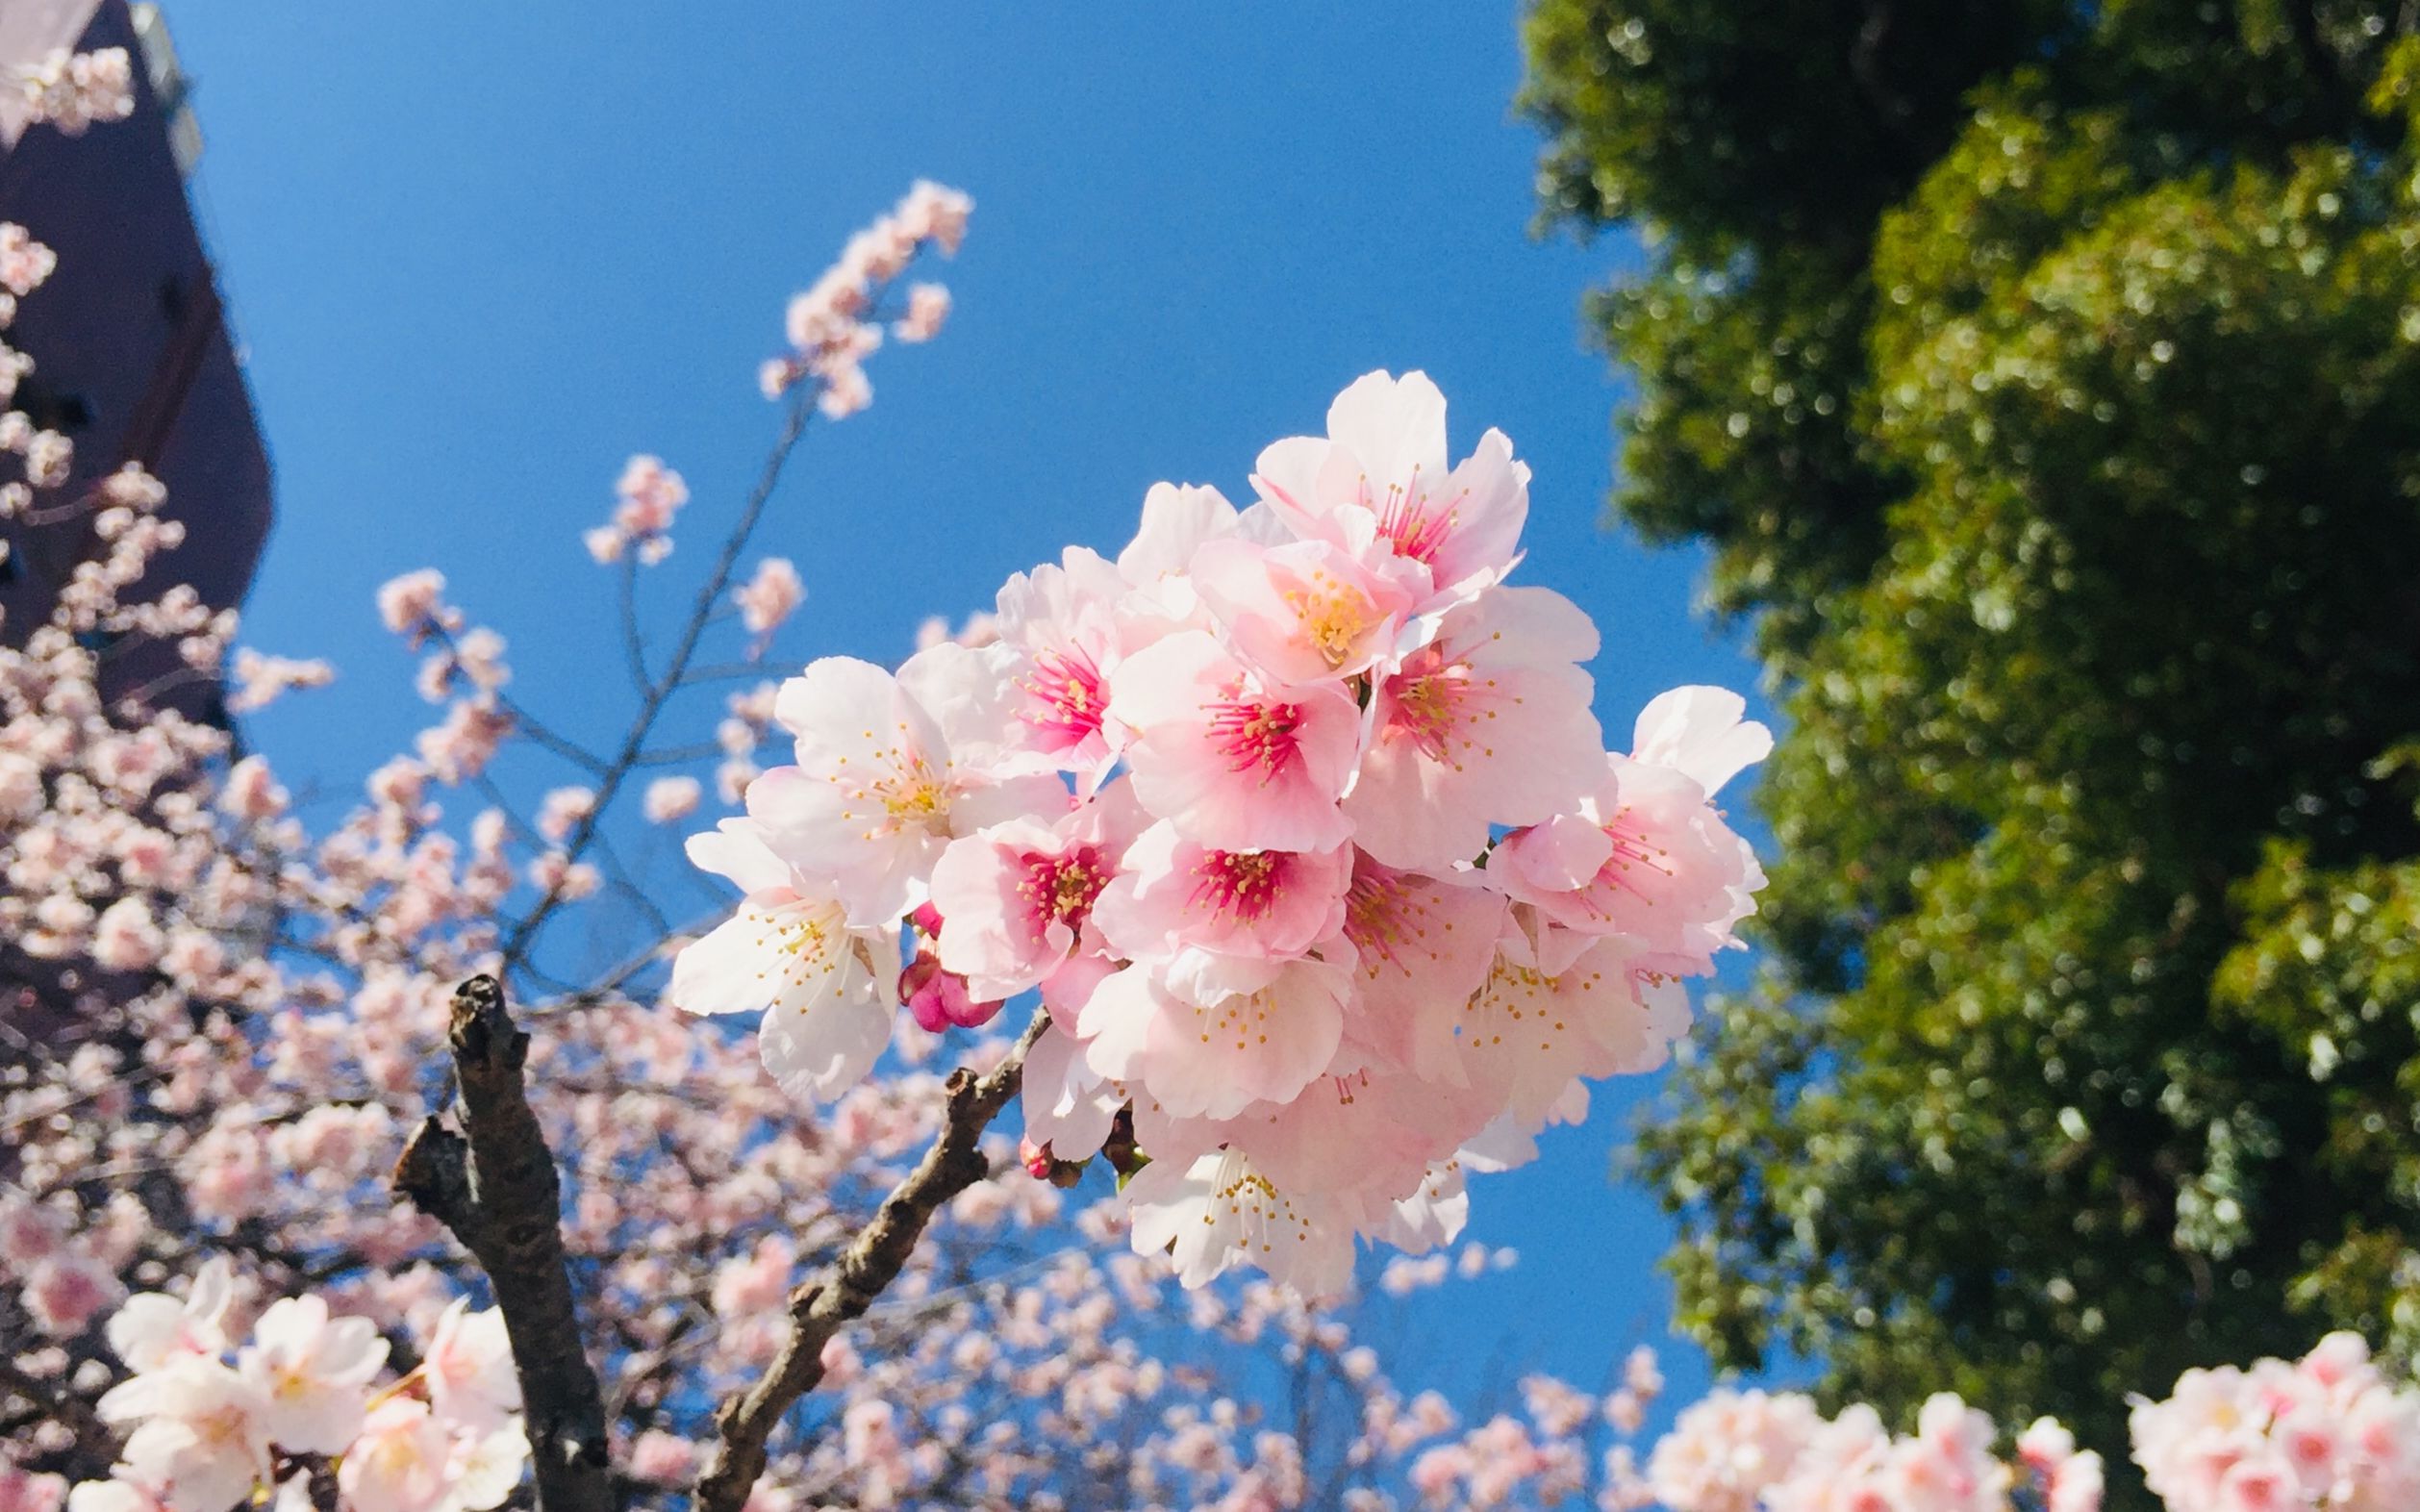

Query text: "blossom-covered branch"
[500, 183, 973, 980]
[661, 367, 1774, 1295]
[391, 979, 613, 1512]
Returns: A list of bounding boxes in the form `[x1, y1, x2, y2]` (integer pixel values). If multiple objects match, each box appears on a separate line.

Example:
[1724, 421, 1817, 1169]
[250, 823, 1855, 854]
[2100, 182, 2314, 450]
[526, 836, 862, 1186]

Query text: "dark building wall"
[0, 0, 273, 719]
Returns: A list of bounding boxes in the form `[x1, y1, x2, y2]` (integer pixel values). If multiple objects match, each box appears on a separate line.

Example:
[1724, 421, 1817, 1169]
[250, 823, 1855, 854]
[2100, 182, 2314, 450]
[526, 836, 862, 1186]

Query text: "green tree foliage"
[1524, 0, 2420, 1489]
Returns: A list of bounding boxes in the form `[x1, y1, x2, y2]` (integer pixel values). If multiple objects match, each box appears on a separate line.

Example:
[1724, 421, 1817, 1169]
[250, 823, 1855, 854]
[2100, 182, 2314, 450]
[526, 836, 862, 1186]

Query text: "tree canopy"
[1524, 0, 2420, 1496]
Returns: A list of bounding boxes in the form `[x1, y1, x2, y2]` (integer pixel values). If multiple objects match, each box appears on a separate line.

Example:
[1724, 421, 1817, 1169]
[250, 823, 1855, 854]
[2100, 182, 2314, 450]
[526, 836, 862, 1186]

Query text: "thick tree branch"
[392, 976, 618, 1512]
[691, 1012, 1049, 1512]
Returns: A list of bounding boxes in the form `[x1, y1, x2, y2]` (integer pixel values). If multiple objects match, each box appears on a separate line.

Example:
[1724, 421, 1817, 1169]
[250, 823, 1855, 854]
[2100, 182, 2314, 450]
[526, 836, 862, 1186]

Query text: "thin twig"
[690, 1012, 1049, 1512]
[616, 554, 650, 695]
[498, 395, 816, 978]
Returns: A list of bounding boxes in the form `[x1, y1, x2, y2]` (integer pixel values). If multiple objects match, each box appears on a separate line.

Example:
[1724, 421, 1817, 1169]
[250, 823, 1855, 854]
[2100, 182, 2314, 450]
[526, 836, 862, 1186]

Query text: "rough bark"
[691, 1012, 1048, 1512]
[393, 976, 618, 1512]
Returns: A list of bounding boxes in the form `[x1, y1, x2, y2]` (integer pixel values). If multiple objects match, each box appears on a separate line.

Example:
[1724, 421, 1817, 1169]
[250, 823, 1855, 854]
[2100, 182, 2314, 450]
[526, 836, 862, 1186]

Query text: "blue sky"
[164, 0, 1778, 1430]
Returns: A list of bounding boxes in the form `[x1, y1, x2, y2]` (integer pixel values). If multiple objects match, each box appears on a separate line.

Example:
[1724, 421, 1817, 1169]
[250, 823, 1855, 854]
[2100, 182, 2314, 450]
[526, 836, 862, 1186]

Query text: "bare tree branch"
[691, 1012, 1049, 1512]
[498, 393, 818, 979]
[392, 976, 618, 1512]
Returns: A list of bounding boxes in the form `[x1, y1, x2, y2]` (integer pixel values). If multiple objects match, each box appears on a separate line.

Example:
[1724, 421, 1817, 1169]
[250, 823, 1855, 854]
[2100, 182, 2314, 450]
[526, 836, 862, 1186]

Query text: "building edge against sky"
[0, 0, 270, 721]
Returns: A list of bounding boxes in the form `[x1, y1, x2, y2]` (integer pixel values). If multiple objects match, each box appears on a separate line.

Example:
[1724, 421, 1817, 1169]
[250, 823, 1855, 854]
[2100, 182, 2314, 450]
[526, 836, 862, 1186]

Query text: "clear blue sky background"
[164, 0, 1784, 1430]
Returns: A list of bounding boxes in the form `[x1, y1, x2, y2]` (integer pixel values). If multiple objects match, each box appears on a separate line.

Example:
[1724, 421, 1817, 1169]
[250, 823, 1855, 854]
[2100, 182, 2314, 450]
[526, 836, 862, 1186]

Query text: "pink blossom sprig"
[668, 370, 1775, 1294]
[13, 48, 137, 138]
[757, 180, 971, 417]
[582, 455, 689, 567]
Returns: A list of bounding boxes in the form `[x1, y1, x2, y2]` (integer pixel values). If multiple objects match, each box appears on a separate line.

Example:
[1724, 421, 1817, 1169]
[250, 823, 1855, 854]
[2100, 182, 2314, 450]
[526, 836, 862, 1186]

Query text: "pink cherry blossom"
[1188, 529, 1424, 686]
[95, 1359, 271, 1512]
[1251, 369, 1528, 610]
[735, 557, 804, 640]
[443, 1424, 532, 1512]
[1107, 631, 1361, 854]
[1090, 820, 1352, 1001]
[21, 1253, 121, 1338]
[643, 774, 702, 823]
[1630, 684, 1775, 797]
[1343, 585, 1604, 871]
[1018, 1022, 1122, 1161]
[375, 568, 457, 642]
[928, 788, 1142, 1002]
[1123, 1147, 1355, 1297]
[586, 455, 688, 566]
[668, 819, 903, 1100]
[689, 828, 884, 1060]
[15, 48, 136, 136]
[897, 943, 1004, 1031]
[993, 546, 1134, 781]
[1492, 747, 1764, 971]
[1335, 854, 1505, 1081]
[1116, 481, 1240, 595]
[420, 1298, 518, 1433]
[748, 647, 1067, 926]
[1454, 915, 1692, 1129]
[106, 1261, 236, 1373]
[893, 283, 950, 342]
[1647, 1389, 1824, 1512]
[340, 1399, 453, 1512]
[2130, 1333, 2420, 1512]
[235, 1296, 388, 1454]
[1078, 952, 1349, 1121]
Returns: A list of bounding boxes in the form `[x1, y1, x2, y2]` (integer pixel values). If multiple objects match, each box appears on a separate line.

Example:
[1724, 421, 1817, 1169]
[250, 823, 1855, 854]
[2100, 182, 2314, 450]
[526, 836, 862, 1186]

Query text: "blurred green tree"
[1524, 0, 2420, 1492]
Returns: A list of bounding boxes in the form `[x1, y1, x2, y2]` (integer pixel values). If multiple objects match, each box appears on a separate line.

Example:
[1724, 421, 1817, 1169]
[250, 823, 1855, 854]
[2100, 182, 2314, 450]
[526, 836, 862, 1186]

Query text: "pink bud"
[1020, 1136, 1054, 1181]
[897, 949, 1004, 1033]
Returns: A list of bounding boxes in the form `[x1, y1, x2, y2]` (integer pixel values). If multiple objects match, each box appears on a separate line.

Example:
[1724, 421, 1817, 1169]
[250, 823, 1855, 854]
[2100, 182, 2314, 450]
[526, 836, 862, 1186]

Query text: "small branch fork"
[392, 979, 1046, 1512]
[689, 1012, 1050, 1512]
[392, 977, 617, 1512]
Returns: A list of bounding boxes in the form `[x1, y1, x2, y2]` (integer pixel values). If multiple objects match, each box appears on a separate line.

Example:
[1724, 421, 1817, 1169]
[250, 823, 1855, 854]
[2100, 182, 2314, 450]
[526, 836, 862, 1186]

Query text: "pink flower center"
[1578, 810, 1676, 915]
[1385, 647, 1483, 764]
[1344, 866, 1414, 970]
[1278, 568, 1381, 669]
[838, 747, 951, 837]
[1020, 646, 1107, 746]
[1207, 694, 1304, 779]
[1190, 849, 1286, 921]
[1367, 470, 1459, 566]
[1017, 846, 1108, 929]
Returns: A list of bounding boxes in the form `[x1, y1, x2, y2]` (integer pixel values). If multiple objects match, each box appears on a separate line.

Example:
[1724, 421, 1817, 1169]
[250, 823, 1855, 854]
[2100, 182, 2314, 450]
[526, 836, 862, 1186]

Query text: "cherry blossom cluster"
[582, 455, 689, 567]
[1, 221, 57, 412]
[12, 47, 136, 138]
[60, 1261, 526, 1512]
[6, 100, 2418, 1512]
[0, 107, 1711, 1512]
[733, 557, 805, 649]
[373, 570, 515, 785]
[226, 650, 335, 715]
[2129, 1332, 2420, 1512]
[0, 452, 1667, 1512]
[1635, 1386, 2101, 1512]
[668, 369, 1772, 1292]
[0, 220, 74, 513]
[756, 180, 971, 416]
